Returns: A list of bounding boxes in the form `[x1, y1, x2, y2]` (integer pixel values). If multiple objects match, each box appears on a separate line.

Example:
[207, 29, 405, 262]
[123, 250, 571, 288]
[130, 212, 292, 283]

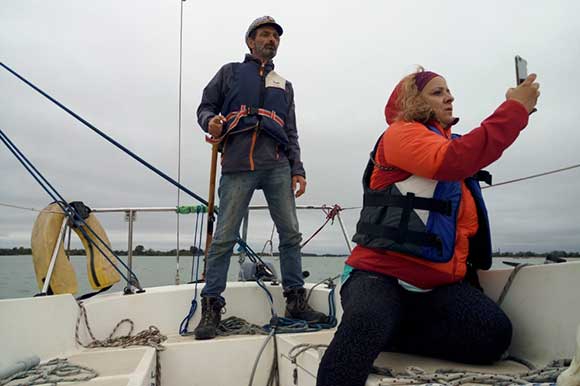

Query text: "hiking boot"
[194, 296, 225, 340]
[284, 287, 328, 324]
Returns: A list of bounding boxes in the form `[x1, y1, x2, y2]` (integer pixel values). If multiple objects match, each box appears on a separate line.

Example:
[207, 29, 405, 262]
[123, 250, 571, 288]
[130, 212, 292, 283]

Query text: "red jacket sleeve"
[383, 100, 529, 181]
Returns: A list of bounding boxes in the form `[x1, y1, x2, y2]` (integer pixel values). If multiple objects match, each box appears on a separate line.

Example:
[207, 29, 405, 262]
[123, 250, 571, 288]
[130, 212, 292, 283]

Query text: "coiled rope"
[0, 358, 97, 386]
[75, 301, 166, 385]
[287, 343, 568, 386]
[373, 359, 569, 385]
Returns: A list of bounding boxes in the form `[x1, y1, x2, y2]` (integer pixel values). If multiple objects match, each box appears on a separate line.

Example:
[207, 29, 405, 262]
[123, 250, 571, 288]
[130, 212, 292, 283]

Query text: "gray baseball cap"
[245, 16, 283, 40]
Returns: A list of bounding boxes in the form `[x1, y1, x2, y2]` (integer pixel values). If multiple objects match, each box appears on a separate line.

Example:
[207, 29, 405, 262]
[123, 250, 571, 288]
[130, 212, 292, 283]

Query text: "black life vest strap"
[398, 192, 414, 243]
[356, 222, 442, 249]
[363, 191, 452, 215]
[473, 170, 492, 185]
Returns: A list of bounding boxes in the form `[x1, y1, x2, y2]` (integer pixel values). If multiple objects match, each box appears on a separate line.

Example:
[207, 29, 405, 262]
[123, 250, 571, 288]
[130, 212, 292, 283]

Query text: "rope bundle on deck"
[0, 358, 97, 386]
[373, 359, 569, 386]
[75, 301, 167, 385]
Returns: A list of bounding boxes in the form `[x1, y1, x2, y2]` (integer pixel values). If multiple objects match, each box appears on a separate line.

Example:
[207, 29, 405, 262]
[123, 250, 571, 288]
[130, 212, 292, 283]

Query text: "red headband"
[415, 71, 440, 91]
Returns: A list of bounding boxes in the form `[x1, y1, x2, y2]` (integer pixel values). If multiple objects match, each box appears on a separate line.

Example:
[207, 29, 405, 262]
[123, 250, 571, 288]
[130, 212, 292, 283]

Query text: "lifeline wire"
[0, 129, 140, 289]
[0, 202, 62, 214]
[483, 163, 580, 189]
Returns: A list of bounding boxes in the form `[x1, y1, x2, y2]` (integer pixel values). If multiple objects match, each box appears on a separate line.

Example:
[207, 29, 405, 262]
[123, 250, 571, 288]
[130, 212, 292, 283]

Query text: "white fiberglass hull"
[1, 261, 580, 386]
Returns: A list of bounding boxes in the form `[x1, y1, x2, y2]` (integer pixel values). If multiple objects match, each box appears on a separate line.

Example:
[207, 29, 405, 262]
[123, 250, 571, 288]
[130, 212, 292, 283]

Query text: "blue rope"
[179, 208, 205, 335]
[236, 238, 275, 276]
[189, 209, 203, 281]
[262, 288, 338, 334]
[178, 250, 202, 335]
[0, 128, 141, 288]
[235, 237, 338, 332]
[325, 286, 338, 327]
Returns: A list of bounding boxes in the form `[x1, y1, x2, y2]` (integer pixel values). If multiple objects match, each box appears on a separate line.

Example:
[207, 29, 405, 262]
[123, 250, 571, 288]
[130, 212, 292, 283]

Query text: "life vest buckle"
[246, 106, 260, 116]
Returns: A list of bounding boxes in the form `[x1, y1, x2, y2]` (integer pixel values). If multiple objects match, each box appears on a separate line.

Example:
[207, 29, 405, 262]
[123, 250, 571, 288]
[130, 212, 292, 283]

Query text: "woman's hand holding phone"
[506, 73, 540, 114]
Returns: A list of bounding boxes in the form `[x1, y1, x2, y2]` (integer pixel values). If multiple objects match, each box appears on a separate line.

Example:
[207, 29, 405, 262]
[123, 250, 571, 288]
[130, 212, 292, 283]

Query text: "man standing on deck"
[195, 16, 328, 340]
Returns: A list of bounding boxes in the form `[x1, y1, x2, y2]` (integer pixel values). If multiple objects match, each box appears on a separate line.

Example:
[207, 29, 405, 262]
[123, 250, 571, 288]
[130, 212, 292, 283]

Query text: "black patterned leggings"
[316, 269, 512, 386]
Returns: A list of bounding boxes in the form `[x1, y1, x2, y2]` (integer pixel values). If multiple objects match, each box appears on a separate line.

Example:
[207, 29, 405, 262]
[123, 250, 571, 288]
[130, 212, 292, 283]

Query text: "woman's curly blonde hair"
[395, 66, 436, 124]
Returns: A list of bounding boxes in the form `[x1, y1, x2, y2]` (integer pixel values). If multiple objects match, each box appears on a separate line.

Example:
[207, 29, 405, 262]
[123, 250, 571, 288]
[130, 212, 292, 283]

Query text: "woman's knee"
[459, 310, 513, 364]
[481, 312, 513, 362]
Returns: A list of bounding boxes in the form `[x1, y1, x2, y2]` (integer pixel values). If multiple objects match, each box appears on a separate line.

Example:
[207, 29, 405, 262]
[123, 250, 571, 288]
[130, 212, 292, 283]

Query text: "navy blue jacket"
[197, 55, 305, 177]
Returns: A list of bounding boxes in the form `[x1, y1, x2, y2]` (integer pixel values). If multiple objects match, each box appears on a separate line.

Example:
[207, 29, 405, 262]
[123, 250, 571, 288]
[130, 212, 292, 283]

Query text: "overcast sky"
[1, 0, 579, 255]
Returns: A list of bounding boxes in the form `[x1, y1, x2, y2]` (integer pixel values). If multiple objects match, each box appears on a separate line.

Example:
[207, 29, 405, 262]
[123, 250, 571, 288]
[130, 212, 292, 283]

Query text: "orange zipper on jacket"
[249, 130, 257, 170]
[250, 62, 265, 171]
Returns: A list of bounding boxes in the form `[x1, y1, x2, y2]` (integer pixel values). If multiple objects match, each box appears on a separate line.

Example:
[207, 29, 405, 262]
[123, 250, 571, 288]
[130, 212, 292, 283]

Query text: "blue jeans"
[201, 164, 304, 299]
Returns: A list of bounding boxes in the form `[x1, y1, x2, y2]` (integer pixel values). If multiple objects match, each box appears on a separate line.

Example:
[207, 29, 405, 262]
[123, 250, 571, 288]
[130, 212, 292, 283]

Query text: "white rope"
[375, 359, 569, 386]
[287, 342, 567, 386]
[288, 343, 329, 363]
[497, 263, 532, 306]
[0, 358, 97, 386]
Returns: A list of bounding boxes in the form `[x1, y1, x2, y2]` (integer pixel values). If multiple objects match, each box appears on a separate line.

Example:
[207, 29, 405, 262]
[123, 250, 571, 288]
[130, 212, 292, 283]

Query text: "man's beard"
[255, 44, 277, 60]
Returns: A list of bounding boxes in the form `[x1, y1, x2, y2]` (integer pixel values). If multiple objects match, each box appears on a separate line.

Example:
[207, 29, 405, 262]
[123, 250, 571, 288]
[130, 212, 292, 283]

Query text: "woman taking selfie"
[316, 67, 540, 386]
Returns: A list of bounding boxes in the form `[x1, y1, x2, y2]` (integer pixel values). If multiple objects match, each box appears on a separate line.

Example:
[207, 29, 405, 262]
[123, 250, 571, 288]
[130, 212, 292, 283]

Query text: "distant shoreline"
[0, 247, 344, 257]
[1, 247, 579, 258]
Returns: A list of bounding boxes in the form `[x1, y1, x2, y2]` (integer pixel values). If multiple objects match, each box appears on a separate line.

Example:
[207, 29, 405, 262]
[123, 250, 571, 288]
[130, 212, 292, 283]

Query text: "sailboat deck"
[62, 329, 530, 386]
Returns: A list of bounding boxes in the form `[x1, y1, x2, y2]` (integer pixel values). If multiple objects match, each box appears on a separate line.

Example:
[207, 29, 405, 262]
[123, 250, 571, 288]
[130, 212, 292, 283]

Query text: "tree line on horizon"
[2, 245, 580, 258]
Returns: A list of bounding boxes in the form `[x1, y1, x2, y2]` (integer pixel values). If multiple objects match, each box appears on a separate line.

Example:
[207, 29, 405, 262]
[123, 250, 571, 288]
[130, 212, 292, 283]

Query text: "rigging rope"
[301, 204, 343, 249]
[0, 128, 142, 290]
[0, 62, 208, 207]
[175, 0, 186, 286]
[0, 62, 269, 282]
[179, 207, 205, 335]
[190, 210, 205, 282]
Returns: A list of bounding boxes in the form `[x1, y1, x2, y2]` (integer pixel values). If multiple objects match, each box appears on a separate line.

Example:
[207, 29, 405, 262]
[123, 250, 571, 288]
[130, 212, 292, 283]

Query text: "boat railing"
[89, 205, 353, 291]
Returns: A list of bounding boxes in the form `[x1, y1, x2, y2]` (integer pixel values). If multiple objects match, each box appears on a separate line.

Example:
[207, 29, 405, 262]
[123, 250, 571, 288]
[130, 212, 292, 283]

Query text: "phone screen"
[515, 55, 528, 85]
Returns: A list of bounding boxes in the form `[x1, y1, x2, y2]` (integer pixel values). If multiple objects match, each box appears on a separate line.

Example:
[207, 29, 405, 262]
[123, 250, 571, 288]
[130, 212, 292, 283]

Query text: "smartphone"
[515, 55, 537, 113]
[515, 55, 528, 85]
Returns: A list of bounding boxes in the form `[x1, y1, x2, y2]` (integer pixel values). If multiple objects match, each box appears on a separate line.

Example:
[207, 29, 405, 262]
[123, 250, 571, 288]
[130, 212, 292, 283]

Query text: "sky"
[1, 0, 580, 255]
